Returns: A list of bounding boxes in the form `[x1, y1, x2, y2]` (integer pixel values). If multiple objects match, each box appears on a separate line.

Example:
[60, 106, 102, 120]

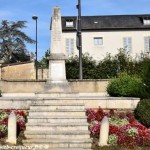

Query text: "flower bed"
[86, 108, 150, 149]
[0, 109, 27, 139]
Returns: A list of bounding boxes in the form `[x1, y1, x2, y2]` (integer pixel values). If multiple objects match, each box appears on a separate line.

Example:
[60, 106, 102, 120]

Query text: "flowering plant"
[87, 107, 150, 148]
[0, 110, 27, 138]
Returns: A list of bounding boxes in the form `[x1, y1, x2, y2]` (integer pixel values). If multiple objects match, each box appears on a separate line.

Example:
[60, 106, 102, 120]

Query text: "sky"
[0, 0, 150, 60]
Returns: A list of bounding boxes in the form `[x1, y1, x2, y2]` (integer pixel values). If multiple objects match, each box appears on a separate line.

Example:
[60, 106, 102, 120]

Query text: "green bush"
[107, 72, 145, 98]
[142, 59, 150, 98]
[66, 53, 97, 79]
[134, 99, 150, 127]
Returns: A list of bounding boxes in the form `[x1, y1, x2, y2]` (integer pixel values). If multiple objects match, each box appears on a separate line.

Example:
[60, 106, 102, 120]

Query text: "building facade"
[52, 14, 150, 60]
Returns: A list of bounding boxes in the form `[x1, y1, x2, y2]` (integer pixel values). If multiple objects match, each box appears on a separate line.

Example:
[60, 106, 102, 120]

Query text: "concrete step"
[30, 104, 85, 110]
[27, 116, 87, 123]
[23, 146, 91, 150]
[23, 138, 92, 148]
[26, 123, 89, 132]
[34, 99, 84, 105]
[25, 130, 90, 139]
[28, 110, 86, 117]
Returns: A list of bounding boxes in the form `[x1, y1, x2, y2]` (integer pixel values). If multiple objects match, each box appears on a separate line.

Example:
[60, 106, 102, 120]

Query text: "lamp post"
[76, 0, 83, 79]
[32, 15, 38, 80]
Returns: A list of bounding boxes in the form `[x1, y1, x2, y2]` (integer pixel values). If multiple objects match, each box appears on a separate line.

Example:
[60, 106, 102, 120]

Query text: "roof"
[61, 14, 150, 31]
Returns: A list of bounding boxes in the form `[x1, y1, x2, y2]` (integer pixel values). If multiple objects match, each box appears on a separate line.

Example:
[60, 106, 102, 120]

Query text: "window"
[144, 36, 150, 53]
[66, 38, 74, 55]
[94, 37, 103, 45]
[143, 17, 150, 25]
[66, 20, 74, 27]
[123, 37, 132, 52]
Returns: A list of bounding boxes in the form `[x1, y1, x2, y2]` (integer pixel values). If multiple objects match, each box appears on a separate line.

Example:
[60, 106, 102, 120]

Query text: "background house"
[60, 14, 150, 60]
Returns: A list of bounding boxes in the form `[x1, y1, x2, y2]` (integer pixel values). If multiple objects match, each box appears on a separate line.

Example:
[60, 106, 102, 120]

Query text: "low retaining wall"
[0, 96, 140, 110]
[0, 79, 108, 93]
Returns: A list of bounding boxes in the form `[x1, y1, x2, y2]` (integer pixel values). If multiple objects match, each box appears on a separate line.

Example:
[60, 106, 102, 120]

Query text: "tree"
[38, 49, 50, 68]
[0, 20, 35, 63]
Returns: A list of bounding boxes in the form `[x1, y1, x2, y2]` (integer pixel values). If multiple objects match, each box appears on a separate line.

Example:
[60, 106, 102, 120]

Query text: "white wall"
[62, 30, 150, 60]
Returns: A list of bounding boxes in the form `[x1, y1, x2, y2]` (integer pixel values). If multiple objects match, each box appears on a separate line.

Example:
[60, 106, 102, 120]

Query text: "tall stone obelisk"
[45, 7, 71, 93]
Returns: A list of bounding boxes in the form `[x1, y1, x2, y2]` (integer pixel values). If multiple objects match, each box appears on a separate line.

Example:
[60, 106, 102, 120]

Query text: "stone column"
[99, 116, 109, 146]
[7, 112, 17, 144]
[45, 7, 71, 93]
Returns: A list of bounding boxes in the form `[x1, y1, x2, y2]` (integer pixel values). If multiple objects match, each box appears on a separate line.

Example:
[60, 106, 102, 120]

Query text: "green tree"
[0, 20, 34, 63]
[38, 49, 50, 68]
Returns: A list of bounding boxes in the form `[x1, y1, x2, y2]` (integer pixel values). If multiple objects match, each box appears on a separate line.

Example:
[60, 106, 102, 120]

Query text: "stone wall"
[1, 62, 48, 80]
[0, 79, 108, 93]
[38, 69, 48, 80]
[1, 62, 35, 80]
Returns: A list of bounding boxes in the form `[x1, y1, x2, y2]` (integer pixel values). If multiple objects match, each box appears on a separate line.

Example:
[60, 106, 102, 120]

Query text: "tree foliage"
[38, 49, 50, 68]
[65, 49, 150, 80]
[66, 53, 97, 79]
[0, 20, 34, 63]
[107, 72, 146, 98]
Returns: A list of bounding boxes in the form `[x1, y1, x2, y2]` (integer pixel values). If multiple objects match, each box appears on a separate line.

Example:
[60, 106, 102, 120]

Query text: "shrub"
[142, 59, 150, 98]
[66, 53, 97, 79]
[134, 99, 150, 127]
[107, 72, 145, 98]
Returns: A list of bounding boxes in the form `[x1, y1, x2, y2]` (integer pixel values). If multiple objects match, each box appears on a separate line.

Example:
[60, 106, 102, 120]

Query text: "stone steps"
[27, 116, 87, 123]
[30, 104, 85, 110]
[23, 138, 92, 148]
[23, 101, 92, 149]
[28, 110, 86, 117]
[26, 124, 88, 132]
[25, 131, 90, 139]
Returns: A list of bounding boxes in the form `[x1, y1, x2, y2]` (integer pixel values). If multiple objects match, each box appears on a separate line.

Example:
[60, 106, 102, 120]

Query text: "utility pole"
[76, 0, 83, 79]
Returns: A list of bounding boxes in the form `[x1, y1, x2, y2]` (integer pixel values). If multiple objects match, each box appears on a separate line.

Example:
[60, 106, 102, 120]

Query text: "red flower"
[17, 120, 25, 127]
[2, 118, 8, 125]
[86, 108, 96, 122]
[109, 109, 116, 117]
[109, 125, 119, 135]
[90, 122, 101, 137]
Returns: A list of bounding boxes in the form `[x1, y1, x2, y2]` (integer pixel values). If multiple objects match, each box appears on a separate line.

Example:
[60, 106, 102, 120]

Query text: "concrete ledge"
[0, 95, 140, 110]
[0, 79, 108, 93]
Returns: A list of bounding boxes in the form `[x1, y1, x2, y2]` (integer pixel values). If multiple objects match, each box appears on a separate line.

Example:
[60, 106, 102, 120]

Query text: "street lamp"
[76, 0, 83, 79]
[32, 15, 38, 80]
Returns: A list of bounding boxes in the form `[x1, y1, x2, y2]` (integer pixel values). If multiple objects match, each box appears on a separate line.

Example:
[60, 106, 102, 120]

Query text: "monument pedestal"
[44, 7, 71, 93]
[44, 53, 71, 93]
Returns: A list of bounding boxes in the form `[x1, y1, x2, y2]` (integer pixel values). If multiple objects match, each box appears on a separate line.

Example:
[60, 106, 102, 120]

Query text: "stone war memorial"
[44, 7, 71, 93]
[0, 6, 142, 150]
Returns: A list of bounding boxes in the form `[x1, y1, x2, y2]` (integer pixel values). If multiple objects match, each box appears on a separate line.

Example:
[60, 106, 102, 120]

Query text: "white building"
[51, 13, 150, 60]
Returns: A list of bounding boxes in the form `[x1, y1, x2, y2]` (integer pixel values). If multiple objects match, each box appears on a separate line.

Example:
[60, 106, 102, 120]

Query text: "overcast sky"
[1, 0, 150, 60]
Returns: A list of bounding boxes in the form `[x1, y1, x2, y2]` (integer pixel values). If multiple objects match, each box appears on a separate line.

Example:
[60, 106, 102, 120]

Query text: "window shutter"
[128, 37, 132, 52]
[66, 39, 70, 54]
[123, 37, 127, 51]
[123, 37, 132, 52]
[66, 38, 74, 55]
[70, 39, 74, 54]
[144, 37, 150, 52]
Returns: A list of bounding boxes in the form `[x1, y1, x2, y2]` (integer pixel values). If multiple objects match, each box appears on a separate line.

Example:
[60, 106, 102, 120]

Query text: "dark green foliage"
[65, 50, 150, 81]
[0, 20, 34, 63]
[134, 99, 150, 127]
[38, 49, 50, 69]
[96, 53, 118, 79]
[66, 53, 97, 79]
[107, 72, 145, 98]
[142, 59, 150, 98]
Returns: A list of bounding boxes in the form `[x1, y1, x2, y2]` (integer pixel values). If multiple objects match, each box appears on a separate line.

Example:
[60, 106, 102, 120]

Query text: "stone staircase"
[23, 100, 92, 150]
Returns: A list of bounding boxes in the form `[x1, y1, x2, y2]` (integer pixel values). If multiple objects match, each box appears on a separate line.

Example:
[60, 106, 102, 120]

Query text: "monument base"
[44, 81, 71, 93]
